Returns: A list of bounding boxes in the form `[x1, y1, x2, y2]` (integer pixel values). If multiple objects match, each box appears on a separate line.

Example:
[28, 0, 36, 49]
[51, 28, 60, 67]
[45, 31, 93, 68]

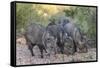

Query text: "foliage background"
[16, 3, 97, 40]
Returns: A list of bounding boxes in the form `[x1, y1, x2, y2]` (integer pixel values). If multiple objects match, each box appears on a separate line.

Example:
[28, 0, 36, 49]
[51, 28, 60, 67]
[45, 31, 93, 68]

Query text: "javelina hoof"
[31, 53, 35, 56]
[41, 55, 43, 58]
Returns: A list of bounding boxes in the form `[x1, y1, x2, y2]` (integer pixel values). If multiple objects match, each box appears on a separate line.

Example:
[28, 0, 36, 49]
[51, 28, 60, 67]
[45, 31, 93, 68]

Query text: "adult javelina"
[45, 23, 64, 54]
[63, 21, 88, 53]
[24, 23, 47, 58]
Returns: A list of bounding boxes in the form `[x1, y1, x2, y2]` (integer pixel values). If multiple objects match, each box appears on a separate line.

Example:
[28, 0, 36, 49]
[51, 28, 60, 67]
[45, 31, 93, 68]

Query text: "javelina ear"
[63, 18, 70, 23]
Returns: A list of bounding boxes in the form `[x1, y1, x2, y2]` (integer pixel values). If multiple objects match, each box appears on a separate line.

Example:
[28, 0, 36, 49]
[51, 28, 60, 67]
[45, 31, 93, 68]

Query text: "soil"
[16, 37, 97, 65]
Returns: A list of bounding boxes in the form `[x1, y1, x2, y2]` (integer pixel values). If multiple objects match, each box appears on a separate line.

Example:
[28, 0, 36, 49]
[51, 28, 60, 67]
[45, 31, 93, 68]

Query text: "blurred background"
[16, 3, 97, 41]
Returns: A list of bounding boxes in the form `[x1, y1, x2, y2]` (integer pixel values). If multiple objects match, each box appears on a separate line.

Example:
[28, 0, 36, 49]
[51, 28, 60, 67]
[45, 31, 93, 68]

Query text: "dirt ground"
[16, 37, 97, 65]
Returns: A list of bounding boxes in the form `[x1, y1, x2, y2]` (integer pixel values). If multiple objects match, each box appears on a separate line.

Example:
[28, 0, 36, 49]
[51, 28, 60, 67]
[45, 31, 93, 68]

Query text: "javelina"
[24, 23, 47, 58]
[45, 23, 64, 54]
[63, 22, 88, 53]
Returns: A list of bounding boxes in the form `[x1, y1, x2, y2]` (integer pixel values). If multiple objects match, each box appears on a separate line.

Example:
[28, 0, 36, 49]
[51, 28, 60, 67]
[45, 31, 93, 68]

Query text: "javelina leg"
[58, 46, 64, 54]
[38, 45, 44, 58]
[60, 46, 64, 54]
[57, 41, 61, 53]
[28, 42, 34, 56]
[43, 46, 47, 53]
[59, 43, 64, 54]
